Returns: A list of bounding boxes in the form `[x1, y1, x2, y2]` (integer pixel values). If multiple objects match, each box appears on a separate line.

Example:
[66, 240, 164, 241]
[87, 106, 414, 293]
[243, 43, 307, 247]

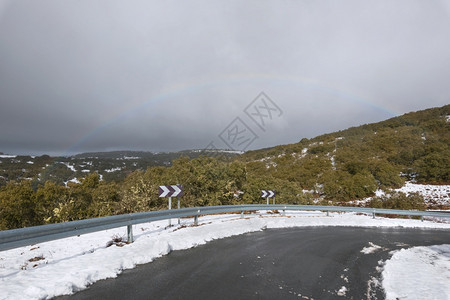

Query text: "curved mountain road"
[58, 227, 450, 300]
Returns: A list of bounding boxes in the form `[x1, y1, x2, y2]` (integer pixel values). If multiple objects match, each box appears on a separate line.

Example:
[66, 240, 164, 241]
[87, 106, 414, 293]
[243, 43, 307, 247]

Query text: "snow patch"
[349, 182, 450, 208]
[367, 276, 381, 299]
[302, 189, 314, 194]
[396, 182, 450, 207]
[64, 178, 80, 186]
[337, 286, 347, 296]
[361, 242, 384, 254]
[382, 244, 450, 300]
[61, 162, 76, 172]
[105, 167, 122, 173]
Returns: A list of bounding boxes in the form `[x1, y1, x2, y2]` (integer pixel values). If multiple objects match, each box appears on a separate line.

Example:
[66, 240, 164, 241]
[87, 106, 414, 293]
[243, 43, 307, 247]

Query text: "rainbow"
[64, 73, 398, 155]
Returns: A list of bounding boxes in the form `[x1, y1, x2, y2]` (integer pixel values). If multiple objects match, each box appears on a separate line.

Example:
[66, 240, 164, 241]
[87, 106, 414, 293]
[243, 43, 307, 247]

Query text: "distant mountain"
[73, 150, 156, 159]
[0, 149, 242, 186]
[72, 149, 242, 160]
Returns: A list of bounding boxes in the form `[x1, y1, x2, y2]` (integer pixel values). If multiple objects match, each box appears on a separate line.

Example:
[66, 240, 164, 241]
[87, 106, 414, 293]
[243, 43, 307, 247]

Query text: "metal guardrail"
[1, 205, 449, 252]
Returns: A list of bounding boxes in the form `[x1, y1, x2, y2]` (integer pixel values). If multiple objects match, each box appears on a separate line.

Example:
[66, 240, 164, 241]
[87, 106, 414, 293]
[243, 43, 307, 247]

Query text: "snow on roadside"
[1, 211, 450, 299]
[382, 244, 450, 300]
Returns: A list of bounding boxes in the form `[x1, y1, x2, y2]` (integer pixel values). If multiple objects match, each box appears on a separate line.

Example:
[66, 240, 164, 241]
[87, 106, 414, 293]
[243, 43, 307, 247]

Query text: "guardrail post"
[127, 225, 134, 243]
[241, 211, 244, 218]
[194, 210, 199, 226]
[372, 212, 375, 219]
[421, 216, 424, 222]
[326, 211, 329, 217]
[283, 207, 286, 216]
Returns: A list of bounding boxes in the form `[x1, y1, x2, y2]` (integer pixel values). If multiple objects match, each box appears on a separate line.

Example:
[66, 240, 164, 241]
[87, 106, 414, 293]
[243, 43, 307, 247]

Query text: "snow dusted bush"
[368, 191, 426, 210]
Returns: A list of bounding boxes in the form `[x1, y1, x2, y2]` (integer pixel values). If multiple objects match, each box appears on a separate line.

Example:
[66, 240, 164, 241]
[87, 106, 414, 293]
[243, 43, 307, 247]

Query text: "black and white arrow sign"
[261, 190, 275, 198]
[159, 185, 183, 197]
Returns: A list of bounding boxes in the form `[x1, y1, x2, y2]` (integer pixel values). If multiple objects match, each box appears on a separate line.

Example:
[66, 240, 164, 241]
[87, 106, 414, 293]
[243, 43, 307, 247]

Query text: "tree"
[0, 181, 39, 229]
[35, 181, 68, 224]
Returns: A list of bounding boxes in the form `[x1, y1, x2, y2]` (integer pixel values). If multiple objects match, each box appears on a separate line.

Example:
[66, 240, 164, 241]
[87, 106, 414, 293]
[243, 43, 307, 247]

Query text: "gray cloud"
[0, 0, 449, 156]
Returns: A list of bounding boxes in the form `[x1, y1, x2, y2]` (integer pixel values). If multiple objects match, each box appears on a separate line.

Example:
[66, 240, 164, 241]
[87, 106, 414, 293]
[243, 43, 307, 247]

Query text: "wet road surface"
[58, 227, 450, 300]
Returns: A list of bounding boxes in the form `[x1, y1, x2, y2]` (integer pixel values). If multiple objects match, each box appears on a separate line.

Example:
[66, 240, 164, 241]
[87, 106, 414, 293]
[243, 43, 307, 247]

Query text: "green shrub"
[368, 192, 426, 210]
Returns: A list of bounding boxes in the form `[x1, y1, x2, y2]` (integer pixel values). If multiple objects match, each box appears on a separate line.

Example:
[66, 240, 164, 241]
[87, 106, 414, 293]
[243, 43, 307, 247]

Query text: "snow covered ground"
[396, 182, 450, 207]
[348, 182, 450, 208]
[382, 244, 450, 300]
[1, 211, 450, 300]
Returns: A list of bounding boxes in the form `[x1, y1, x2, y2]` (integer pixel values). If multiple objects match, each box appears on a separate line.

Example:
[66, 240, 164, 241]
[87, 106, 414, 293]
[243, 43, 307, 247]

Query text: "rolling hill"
[238, 104, 449, 199]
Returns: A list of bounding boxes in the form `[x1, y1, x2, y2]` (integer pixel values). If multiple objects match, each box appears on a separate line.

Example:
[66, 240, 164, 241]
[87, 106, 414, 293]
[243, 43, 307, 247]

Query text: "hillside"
[238, 104, 450, 199]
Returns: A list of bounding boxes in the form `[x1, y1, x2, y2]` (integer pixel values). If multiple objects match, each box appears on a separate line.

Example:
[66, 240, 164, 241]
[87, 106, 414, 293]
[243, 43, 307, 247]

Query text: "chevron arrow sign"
[261, 190, 275, 198]
[159, 185, 183, 197]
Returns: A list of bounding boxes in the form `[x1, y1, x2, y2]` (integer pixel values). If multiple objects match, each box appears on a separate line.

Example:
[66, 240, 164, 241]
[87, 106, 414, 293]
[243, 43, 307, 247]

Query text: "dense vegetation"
[0, 158, 313, 230]
[1, 105, 449, 230]
[240, 104, 449, 196]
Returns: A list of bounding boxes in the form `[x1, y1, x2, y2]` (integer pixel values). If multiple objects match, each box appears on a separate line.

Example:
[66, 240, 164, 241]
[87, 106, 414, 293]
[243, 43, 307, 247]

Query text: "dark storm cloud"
[0, 0, 449, 155]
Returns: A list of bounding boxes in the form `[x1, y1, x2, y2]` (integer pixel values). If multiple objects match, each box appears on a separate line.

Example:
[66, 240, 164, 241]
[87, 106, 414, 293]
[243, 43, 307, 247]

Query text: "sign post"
[168, 197, 172, 226]
[177, 196, 181, 224]
[159, 185, 183, 227]
[261, 190, 276, 204]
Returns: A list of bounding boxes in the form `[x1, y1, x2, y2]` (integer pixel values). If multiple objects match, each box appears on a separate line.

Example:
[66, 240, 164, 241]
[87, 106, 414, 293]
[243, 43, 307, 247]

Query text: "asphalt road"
[58, 227, 450, 300]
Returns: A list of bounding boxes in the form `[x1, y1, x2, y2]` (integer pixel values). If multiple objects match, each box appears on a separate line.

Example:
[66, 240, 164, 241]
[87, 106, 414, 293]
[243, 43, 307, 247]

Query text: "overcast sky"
[1, 0, 449, 156]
